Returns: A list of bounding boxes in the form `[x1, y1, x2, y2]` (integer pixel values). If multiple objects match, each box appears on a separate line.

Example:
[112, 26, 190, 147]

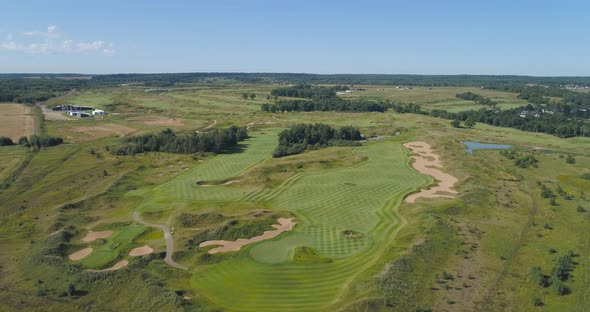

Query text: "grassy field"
[0, 83, 589, 312]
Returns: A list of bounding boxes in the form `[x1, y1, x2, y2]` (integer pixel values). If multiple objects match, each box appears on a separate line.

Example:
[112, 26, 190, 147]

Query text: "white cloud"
[3, 25, 115, 55]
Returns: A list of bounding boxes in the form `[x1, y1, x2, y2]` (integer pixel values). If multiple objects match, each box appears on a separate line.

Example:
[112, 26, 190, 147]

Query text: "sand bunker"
[68, 247, 93, 261]
[86, 260, 129, 272]
[199, 218, 296, 254]
[404, 141, 458, 203]
[198, 180, 241, 187]
[82, 230, 113, 243]
[129, 245, 154, 256]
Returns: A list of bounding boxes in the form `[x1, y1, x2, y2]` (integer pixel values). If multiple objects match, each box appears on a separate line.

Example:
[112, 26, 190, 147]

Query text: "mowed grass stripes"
[190, 141, 430, 311]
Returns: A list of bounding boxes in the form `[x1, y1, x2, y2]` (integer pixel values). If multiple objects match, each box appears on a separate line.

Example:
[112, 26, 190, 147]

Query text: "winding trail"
[203, 119, 217, 130]
[132, 212, 188, 270]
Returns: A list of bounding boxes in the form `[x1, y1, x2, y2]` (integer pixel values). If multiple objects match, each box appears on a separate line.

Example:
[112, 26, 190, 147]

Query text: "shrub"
[0, 136, 14, 146]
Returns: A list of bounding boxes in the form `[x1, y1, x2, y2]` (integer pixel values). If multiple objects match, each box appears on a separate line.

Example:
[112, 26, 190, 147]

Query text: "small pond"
[461, 141, 512, 155]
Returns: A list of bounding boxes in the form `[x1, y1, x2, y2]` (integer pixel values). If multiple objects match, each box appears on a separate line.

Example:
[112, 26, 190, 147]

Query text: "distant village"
[52, 104, 107, 118]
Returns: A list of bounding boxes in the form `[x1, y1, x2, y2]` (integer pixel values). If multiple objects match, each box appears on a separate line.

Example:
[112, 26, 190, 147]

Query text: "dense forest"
[274, 123, 362, 157]
[112, 126, 248, 155]
[456, 92, 497, 106]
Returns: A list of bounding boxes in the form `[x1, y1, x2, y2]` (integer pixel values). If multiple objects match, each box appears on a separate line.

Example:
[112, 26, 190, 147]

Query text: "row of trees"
[261, 98, 391, 113]
[431, 108, 589, 138]
[0, 135, 63, 147]
[112, 126, 248, 155]
[456, 92, 497, 106]
[269, 84, 340, 99]
[273, 123, 362, 157]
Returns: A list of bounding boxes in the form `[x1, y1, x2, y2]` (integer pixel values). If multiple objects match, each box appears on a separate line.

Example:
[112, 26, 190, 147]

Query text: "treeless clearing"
[86, 260, 129, 272]
[68, 247, 93, 261]
[128, 245, 154, 256]
[403, 141, 458, 203]
[82, 230, 113, 243]
[199, 218, 296, 254]
[0, 104, 36, 140]
[127, 116, 184, 126]
[70, 124, 137, 139]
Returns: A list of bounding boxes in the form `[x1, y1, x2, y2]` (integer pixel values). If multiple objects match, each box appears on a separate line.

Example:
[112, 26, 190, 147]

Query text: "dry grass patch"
[0, 104, 36, 140]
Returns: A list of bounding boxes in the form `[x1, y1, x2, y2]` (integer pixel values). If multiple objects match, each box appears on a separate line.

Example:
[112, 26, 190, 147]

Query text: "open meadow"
[0, 82, 589, 312]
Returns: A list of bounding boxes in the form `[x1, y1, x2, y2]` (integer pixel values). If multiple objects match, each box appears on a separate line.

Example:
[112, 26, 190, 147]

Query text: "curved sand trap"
[86, 260, 129, 272]
[198, 180, 241, 187]
[82, 230, 113, 243]
[68, 247, 93, 261]
[199, 218, 296, 254]
[129, 245, 154, 256]
[404, 141, 458, 203]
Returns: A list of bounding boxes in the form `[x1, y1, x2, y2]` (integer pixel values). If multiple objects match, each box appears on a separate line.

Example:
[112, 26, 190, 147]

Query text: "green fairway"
[80, 224, 147, 268]
[190, 140, 430, 311]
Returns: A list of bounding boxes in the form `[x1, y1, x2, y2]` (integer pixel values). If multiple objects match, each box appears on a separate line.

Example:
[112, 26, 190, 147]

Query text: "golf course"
[0, 75, 589, 312]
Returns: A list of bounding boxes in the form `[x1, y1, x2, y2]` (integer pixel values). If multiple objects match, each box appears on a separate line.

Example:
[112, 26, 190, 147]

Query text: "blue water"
[461, 141, 511, 155]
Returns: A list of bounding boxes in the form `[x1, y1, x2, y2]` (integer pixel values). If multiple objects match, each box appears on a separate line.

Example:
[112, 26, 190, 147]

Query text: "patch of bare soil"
[404, 141, 458, 203]
[128, 245, 154, 256]
[128, 116, 184, 126]
[199, 218, 296, 254]
[70, 124, 137, 139]
[86, 260, 129, 272]
[68, 247, 93, 261]
[81, 230, 113, 243]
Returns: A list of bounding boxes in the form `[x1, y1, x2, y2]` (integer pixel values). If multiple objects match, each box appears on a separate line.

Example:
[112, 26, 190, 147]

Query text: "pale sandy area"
[128, 245, 154, 256]
[199, 218, 296, 254]
[82, 230, 113, 243]
[86, 260, 129, 272]
[404, 141, 458, 203]
[68, 247, 93, 261]
[198, 180, 241, 187]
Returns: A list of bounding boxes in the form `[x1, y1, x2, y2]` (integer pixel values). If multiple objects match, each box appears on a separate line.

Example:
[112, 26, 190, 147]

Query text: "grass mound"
[293, 246, 333, 264]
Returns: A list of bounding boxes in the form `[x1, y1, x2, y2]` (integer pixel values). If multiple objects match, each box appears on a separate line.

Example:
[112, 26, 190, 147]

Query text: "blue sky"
[1, 0, 589, 75]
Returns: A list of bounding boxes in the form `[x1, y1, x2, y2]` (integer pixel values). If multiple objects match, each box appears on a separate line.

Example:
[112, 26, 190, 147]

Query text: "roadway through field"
[133, 212, 188, 270]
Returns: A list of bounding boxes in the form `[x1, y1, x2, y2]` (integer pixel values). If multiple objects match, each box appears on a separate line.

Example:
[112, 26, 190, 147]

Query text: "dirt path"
[86, 260, 129, 272]
[203, 120, 217, 130]
[36, 103, 70, 121]
[199, 218, 296, 254]
[403, 141, 458, 203]
[129, 245, 154, 256]
[81, 230, 113, 243]
[132, 212, 188, 270]
[68, 247, 93, 261]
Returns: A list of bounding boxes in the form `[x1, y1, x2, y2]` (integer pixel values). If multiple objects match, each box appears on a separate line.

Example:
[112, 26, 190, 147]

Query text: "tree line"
[431, 107, 589, 138]
[273, 123, 362, 157]
[112, 126, 248, 156]
[0, 135, 63, 147]
[456, 92, 497, 106]
[269, 84, 349, 99]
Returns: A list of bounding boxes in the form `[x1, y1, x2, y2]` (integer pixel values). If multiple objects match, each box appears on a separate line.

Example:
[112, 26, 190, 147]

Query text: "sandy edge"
[199, 218, 296, 254]
[68, 247, 93, 261]
[129, 245, 154, 256]
[86, 260, 129, 272]
[198, 180, 241, 187]
[404, 141, 458, 203]
[82, 230, 113, 243]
